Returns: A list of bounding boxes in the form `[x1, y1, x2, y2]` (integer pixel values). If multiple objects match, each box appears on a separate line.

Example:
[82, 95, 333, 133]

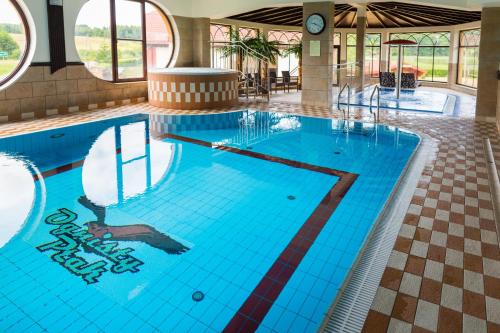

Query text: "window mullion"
[110, 0, 118, 82]
[141, 1, 147, 79]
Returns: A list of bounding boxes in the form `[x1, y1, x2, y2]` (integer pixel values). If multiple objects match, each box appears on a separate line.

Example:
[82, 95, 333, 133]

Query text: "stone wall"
[476, 7, 500, 120]
[0, 14, 212, 124]
[173, 16, 210, 68]
[0, 64, 147, 123]
[497, 82, 500, 131]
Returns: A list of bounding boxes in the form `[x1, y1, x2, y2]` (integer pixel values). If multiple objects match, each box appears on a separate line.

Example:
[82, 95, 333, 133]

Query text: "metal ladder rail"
[337, 83, 351, 120]
[369, 85, 381, 123]
[238, 71, 270, 101]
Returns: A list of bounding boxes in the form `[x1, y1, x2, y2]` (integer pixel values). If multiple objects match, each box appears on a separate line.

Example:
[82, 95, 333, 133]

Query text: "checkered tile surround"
[148, 78, 238, 109]
[0, 97, 146, 124]
[0, 93, 498, 333]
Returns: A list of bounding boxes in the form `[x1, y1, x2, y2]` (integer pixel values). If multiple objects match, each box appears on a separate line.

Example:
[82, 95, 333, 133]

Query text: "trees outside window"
[389, 32, 451, 82]
[0, 0, 29, 87]
[346, 33, 381, 78]
[75, 0, 174, 82]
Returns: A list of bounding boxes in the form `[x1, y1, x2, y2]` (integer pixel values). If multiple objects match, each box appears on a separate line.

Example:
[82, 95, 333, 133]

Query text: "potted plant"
[222, 31, 281, 80]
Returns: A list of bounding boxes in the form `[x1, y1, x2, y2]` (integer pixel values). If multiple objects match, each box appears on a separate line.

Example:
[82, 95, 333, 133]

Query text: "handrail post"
[337, 83, 351, 120]
[347, 85, 351, 120]
[369, 85, 381, 123]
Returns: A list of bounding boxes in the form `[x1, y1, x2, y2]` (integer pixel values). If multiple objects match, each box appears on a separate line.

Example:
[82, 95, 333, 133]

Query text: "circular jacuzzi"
[148, 67, 240, 110]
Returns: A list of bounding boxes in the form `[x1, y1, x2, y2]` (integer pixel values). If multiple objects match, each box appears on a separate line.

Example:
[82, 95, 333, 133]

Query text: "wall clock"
[306, 13, 326, 35]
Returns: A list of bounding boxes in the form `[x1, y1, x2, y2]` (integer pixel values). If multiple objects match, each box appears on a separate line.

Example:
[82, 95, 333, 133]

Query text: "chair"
[401, 73, 419, 89]
[281, 71, 299, 92]
[268, 69, 283, 94]
[380, 72, 396, 88]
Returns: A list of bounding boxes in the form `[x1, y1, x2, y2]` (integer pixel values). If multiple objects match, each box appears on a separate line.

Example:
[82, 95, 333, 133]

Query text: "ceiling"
[226, 2, 482, 28]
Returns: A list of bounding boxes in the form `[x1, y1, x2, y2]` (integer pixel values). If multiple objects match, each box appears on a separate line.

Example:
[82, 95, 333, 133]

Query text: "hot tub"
[148, 67, 240, 110]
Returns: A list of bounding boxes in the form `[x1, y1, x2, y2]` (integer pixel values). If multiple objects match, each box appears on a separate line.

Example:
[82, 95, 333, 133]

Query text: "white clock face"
[306, 14, 325, 35]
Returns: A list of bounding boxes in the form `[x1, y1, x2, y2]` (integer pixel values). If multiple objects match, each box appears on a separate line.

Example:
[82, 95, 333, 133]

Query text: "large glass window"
[346, 33, 381, 77]
[0, 0, 29, 86]
[238, 27, 259, 74]
[389, 32, 451, 82]
[75, 0, 174, 82]
[238, 27, 258, 40]
[268, 30, 302, 76]
[210, 24, 232, 69]
[457, 29, 480, 88]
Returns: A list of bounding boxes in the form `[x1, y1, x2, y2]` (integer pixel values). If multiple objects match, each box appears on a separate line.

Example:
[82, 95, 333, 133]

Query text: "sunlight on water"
[0, 154, 35, 247]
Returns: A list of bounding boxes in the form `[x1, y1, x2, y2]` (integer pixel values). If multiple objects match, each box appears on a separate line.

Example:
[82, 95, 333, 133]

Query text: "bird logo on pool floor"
[78, 196, 190, 255]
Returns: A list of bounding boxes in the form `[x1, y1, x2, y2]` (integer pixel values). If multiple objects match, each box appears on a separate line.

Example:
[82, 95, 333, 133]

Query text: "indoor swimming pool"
[0, 111, 420, 332]
[340, 87, 456, 113]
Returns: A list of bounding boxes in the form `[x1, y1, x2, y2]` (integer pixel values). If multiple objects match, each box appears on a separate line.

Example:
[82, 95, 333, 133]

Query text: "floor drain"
[334, 151, 341, 155]
[287, 195, 296, 200]
[192, 291, 204, 302]
[246, 146, 253, 150]
[50, 133, 65, 139]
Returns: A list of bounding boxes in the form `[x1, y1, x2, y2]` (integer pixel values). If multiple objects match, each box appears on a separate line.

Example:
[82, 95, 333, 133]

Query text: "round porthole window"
[0, 0, 32, 89]
[75, 0, 175, 82]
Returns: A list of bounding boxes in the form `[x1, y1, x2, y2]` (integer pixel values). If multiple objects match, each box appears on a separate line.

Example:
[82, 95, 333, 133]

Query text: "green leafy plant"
[222, 31, 281, 78]
[0, 30, 20, 59]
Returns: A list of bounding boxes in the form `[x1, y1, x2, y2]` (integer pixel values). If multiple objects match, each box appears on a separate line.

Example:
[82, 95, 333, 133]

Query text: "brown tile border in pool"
[159, 133, 358, 332]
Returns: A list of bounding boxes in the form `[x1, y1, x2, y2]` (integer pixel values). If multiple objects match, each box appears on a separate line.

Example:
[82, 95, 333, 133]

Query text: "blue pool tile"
[0, 112, 419, 332]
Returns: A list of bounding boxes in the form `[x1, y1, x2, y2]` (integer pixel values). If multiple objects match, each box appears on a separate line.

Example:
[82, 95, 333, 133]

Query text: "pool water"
[0, 111, 419, 332]
[340, 87, 455, 113]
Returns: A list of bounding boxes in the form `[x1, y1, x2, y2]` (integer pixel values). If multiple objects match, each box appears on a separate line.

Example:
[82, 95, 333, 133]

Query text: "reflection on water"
[0, 154, 35, 247]
[83, 121, 176, 207]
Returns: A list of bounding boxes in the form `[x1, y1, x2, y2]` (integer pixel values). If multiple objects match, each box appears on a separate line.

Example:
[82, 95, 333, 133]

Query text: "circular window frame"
[74, 0, 176, 83]
[0, 0, 32, 88]
[145, 0, 176, 69]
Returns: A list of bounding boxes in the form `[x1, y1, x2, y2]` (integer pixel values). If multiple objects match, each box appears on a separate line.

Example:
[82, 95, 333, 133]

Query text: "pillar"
[476, 7, 500, 121]
[192, 18, 211, 67]
[380, 31, 390, 72]
[301, 1, 335, 107]
[448, 28, 459, 89]
[355, 6, 367, 89]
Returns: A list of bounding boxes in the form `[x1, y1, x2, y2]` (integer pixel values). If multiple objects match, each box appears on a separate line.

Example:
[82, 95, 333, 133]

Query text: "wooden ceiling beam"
[335, 9, 354, 25]
[226, 2, 481, 28]
[370, 9, 387, 28]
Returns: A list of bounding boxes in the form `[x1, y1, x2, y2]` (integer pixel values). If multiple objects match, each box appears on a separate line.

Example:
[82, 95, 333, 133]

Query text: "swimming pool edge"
[318, 132, 435, 333]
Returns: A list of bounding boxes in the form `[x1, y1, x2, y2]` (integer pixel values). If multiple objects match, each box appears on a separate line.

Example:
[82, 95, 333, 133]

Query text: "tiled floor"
[0, 89, 498, 333]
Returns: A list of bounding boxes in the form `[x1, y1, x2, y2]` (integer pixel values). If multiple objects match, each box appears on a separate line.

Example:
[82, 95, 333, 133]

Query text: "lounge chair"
[401, 73, 420, 89]
[380, 72, 396, 88]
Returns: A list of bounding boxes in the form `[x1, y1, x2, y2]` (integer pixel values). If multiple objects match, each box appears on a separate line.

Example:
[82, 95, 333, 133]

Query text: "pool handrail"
[337, 83, 351, 120]
[370, 85, 381, 123]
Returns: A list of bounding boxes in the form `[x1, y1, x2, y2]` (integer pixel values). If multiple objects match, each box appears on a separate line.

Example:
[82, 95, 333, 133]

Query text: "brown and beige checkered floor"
[0, 92, 498, 333]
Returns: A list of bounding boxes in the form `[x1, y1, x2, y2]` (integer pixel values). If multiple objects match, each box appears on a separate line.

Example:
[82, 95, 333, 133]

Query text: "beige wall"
[497, 82, 500, 130]
[0, 65, 147, 123]
[301, 2, 335, 107]
[476, 7, 500, 120]
[173, 16, 211, 67]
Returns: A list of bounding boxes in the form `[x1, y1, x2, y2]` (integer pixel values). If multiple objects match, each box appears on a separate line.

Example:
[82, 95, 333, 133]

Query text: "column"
[355, 6, 367, 89]
[192, 18, 211, 67]
[380, 31, 390, 72]
[301, 1, 335, 107]
[476, 7, 500, 121]
[448, 28, 459, 89]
